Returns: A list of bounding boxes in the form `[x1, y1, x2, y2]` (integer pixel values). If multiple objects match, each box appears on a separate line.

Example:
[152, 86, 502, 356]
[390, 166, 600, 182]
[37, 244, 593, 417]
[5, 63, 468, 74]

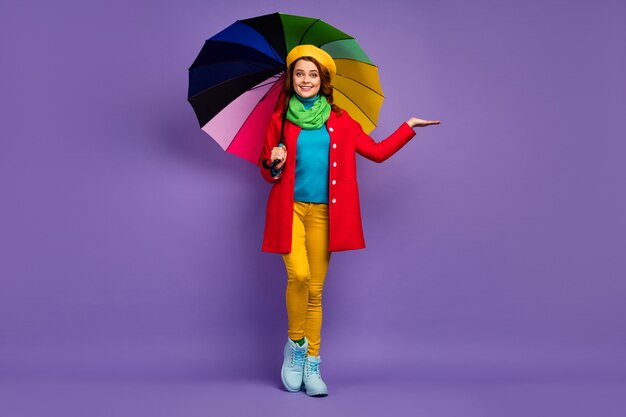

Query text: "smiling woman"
[258, 44, 441, 397]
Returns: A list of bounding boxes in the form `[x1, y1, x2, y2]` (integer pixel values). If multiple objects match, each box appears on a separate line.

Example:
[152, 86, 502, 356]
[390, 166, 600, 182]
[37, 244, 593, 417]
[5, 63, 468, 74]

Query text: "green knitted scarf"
[286, 94, 331, 130]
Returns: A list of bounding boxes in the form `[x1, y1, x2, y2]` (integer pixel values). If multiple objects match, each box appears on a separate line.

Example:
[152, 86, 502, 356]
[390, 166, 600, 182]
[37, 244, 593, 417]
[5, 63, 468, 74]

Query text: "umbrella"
[187, 12, 384, 165]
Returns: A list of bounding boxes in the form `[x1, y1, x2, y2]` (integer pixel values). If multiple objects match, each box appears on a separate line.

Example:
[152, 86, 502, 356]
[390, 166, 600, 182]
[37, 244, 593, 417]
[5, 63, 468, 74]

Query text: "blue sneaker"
[281, 337, 308, 392]
[303, 355, 328, 397]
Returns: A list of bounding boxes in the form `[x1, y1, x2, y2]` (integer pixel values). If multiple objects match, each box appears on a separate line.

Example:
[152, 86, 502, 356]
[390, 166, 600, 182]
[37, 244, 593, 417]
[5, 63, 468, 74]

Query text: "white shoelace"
[291, 346, 306, 367]
[306, 360, 321, 377]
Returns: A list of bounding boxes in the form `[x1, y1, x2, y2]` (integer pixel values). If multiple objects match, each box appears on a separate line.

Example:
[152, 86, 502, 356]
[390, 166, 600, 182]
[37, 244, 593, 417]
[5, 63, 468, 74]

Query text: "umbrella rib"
[317, 36, 356, 48]
[334, 86, 378, 127]
[188, 67, 281, 101]
[298, 19, 321, 45]
[298, 19, 357, 47]
[256, 74, 284, 102]
[250, 73, 284, 91]
[236, 19, 284, 63]
[334, 57, 377, 67]
[225, 79, 284, 154]
[241, 59, 282, 73]
[335, 73, 385, 99]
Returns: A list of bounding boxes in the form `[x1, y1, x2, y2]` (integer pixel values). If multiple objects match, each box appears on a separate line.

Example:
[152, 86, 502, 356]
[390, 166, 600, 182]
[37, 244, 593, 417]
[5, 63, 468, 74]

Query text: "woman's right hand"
[270, 145, 287, 170]
[406, 117, 441, 128]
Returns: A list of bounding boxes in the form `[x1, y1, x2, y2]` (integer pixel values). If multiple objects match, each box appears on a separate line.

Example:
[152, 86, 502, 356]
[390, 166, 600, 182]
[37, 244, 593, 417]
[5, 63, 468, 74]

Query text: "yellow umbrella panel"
[333, 59, 384, 134]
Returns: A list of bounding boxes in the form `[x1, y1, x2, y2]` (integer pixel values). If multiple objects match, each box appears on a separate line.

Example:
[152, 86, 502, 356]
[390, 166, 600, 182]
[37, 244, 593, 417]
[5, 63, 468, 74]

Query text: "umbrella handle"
[262, 158, 281, 169]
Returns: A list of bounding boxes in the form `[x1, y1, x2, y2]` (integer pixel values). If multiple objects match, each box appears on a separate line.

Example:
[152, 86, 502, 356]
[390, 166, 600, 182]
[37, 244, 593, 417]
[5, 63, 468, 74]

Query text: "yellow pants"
[282, 201, 331, 357]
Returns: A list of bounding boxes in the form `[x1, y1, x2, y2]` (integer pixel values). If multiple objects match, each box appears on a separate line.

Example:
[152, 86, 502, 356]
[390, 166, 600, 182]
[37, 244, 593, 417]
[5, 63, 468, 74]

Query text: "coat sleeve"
[351, 115, 417, 163]
[259, 113, 285, 183]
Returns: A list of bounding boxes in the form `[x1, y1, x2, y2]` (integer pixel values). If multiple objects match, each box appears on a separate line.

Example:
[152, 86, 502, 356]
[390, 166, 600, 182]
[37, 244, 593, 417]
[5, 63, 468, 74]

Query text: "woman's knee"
[308, 284, 324, 304]
[287, 268, 309, 286]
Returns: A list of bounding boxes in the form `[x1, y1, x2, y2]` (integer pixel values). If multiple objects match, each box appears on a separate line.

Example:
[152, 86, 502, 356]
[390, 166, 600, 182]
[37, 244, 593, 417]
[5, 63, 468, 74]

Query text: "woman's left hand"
[406, 117, 441, 128]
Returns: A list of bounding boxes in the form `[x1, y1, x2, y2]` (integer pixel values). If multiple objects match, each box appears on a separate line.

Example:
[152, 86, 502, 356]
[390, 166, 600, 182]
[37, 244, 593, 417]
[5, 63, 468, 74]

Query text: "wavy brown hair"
[282, 56, 342, 116]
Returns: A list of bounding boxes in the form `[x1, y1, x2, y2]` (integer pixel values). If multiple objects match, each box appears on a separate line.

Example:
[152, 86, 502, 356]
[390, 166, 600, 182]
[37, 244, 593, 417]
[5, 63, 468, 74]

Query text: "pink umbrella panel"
[201, 76, 285, 165]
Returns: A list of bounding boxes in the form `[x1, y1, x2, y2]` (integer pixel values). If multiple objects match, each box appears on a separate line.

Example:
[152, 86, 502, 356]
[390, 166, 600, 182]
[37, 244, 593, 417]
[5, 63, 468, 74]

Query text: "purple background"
[1, 0, 625, 415]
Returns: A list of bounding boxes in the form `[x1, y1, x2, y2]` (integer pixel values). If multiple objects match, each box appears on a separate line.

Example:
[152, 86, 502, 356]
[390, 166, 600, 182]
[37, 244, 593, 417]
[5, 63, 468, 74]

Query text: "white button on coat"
[332, 143, 337, 149]
[329, 127, 334, 132]
[332, 198, 337, 203]
[332, 180, 336, 185]
[333, 162, 337, 167]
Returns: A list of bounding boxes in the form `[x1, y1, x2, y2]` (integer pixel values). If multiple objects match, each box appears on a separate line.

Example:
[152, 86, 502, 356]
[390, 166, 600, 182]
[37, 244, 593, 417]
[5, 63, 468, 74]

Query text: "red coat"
[259, 109, 416, 253]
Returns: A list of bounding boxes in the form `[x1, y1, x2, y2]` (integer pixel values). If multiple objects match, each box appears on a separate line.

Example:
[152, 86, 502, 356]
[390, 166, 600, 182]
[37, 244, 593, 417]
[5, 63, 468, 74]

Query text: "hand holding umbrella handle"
[262, 143, 286, 170]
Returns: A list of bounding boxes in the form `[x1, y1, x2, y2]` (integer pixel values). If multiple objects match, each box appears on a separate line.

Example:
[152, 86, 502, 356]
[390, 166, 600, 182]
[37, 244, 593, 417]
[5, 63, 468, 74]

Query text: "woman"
[259, 45, 440, 397]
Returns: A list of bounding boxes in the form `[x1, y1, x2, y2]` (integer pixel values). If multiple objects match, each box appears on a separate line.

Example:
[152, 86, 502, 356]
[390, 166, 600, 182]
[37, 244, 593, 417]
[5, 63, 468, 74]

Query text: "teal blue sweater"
[271, 94, 330, 204]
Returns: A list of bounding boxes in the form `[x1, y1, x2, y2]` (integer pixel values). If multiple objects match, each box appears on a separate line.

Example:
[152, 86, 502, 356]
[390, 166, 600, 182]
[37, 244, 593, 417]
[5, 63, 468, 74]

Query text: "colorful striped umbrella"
[187, 12, 384, 164]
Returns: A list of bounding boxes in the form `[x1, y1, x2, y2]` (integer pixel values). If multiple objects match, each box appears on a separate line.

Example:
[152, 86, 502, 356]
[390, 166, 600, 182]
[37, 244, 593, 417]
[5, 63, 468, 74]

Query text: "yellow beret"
[286, 45, 336, 80]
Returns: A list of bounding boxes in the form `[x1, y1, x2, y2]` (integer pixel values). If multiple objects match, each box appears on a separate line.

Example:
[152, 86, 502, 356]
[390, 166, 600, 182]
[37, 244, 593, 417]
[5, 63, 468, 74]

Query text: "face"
[292, 59, 321, 99]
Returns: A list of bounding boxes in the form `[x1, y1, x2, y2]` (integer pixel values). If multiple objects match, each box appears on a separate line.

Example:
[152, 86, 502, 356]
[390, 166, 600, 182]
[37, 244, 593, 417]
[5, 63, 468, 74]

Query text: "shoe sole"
[306, 390, 328, 397]
[304, 382, 328, 397]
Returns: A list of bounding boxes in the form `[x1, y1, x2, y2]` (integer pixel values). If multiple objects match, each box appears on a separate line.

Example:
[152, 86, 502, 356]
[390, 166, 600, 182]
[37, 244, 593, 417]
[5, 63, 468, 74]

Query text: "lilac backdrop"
[1, 0, 625, 415]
